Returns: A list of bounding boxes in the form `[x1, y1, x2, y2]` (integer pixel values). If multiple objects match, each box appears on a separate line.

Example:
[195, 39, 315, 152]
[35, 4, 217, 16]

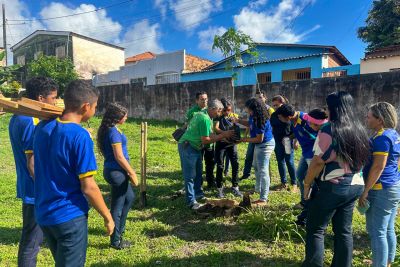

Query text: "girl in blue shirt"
[237, 98, 275, 204]
[360, 102, 400, 267]
[97, 103, 139, 250]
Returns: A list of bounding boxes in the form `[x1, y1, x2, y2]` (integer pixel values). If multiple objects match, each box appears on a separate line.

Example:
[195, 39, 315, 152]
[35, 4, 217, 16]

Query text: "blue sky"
[3, 0, 373, 64]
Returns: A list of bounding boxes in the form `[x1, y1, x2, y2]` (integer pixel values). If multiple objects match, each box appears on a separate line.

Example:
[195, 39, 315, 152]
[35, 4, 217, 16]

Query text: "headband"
[303, 113, 328, 125]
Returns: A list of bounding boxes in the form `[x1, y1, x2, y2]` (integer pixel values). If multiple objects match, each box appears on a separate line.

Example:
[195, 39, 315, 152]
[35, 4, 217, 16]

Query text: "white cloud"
[234, 0, 319, 43]
[154, 0, 168, 18]
[198, 26, 226, 51]
[39, 3, 122, 44]
[122, 19, 163, 56]
[249, 0, 268, 9]
[170, 0, 223, 30]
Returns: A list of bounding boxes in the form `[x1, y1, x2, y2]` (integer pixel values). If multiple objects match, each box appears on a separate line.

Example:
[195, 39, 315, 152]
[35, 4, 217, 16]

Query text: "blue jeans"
[253, 140, 275, 201]
[103, 168, 135, 246]
[274, 140, 296, 185]
[303, 176, 364, 267]
[242, 143, 255, 178]
[18, 203, 43, 267]
[41, 215, 88, 267]
[296, 156, 311, 204]
[366, 181, 400, 267]
[178, 143, 204, 206]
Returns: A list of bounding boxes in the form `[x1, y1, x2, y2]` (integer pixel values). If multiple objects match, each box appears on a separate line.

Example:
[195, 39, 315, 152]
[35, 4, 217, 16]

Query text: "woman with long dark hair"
[237, 98, 275, 204]
[97, 103, 138, 250]
[360, 102, 400, 267]
[302, 91, 370, 267]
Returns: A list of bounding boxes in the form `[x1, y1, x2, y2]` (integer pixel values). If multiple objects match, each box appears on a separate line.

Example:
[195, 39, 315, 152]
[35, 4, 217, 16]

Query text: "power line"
[7, 0, 134, 22]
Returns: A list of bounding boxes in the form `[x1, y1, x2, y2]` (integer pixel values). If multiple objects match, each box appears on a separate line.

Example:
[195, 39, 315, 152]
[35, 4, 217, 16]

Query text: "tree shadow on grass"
[90, 251, 302, 267]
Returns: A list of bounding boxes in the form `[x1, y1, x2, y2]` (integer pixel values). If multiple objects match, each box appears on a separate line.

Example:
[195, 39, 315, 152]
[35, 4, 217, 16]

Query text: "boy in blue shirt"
[9, 76, 58, 267]
[33, 80, 114, 267]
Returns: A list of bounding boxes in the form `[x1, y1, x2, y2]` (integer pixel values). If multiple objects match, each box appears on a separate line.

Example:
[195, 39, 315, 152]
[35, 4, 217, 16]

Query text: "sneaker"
[216, 187, 225, 199]
[196, 195, 207, 202]
[252, 199, 267, 206]
[275, 183, 287, 191]
[190, 202, 203, 210]
[232, 186, 243, 197]
[291, 185, 299, 193]
[110, 240, 132, 250]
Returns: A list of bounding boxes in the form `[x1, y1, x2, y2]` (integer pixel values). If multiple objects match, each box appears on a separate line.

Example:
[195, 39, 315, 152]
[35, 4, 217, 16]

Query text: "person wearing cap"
[178, 99, 234, 210]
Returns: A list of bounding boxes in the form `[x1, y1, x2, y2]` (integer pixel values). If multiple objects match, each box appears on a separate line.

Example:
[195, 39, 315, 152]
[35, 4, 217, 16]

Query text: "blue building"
[181, 43, 360, 86]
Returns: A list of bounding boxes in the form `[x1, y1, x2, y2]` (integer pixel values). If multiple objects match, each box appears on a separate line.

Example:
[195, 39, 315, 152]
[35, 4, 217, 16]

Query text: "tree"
[0, 51, 22, 97]
[27, 55, 79, 96]
[358, 0, 400, 51]
[212, 28, 258, 105]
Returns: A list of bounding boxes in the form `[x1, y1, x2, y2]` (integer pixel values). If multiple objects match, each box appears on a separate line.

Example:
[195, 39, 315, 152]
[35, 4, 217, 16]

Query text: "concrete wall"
[97, 71, 400, 123]
[72, 35, 125, 80]
[360, 56, 400, 74]
[93, 50, 185, 86]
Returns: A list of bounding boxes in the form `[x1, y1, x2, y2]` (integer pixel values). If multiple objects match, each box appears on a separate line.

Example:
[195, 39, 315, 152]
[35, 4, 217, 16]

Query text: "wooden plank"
[20, 97, 64, 112]
[0, 98, 18, 109]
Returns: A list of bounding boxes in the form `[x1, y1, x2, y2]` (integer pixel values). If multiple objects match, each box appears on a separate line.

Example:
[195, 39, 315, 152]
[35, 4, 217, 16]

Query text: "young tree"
[358, 0, 400, 51]
[0, 51, 22, 97]
[212, 28, 258, 105]
[27, 55, 79, 96]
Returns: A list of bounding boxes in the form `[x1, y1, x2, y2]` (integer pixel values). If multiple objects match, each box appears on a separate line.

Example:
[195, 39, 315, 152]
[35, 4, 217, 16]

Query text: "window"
[282, 68, 311, 81]
[130, 77, 147, 86]
[257, 72, 272, 84]
[155, 72, 180, 84]
[322, 70, 347, 78]
[17, 55, 25, 66]
[55, 46, 66, 59]
[34, 51, 43, 60]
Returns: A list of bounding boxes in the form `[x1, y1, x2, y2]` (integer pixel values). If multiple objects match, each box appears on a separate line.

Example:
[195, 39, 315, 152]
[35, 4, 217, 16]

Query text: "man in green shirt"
[185, 91, 215, 189]
[178, 99, 234, 210]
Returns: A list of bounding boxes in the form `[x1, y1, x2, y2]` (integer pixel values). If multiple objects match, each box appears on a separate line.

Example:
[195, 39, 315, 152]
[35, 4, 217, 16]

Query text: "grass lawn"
[0, 114, 399, 266]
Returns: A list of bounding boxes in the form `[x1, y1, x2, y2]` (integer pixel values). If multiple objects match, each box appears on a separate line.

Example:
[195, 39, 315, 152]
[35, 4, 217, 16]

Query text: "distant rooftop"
[125, 51, 156, 64]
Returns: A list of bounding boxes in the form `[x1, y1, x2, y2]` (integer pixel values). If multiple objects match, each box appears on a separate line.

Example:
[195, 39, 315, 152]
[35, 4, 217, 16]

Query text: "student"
[241, 90, 274, 181]
[97, 103, 139, 250]
[270, 95, 297, 192]
[360, 102, 400, 267]
[302, 91, 369, 267]
[9, 76, 58, 267]
[33, 80, 114, 267]
[237, 98, 275, 204]
[178, 99, 234, 209]
[275, 105, 328, 225]
[186, 91, 215, 189]
[214, 98, 242, 198]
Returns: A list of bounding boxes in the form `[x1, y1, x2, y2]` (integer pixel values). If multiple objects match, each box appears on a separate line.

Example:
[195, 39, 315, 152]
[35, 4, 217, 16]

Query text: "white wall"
[360, 56, 400, 74]
[93, 50, 185, 86]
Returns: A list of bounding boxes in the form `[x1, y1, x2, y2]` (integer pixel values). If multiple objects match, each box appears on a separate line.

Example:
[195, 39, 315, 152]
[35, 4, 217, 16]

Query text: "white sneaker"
[190, 202, 203, 210]
[216, 187, 225, 198]
[232, 186, 243, 197]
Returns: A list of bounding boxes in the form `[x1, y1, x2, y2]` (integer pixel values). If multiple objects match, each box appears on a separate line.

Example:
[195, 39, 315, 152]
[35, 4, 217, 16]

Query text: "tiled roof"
[125, 52, 156, 64]
[184, 54, 214, 72]
[363, 45, 400, 60]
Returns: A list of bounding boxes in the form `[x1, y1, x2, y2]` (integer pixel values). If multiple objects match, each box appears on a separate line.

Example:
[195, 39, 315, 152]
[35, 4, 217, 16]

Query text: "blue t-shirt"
[33, 118, 97, 226]
[363, 129, 400, 188]
[249, 115, 273, 143]
[103, 126, 130, 170]
[293, 112, 318, 159]
[9, 115, 39, 204]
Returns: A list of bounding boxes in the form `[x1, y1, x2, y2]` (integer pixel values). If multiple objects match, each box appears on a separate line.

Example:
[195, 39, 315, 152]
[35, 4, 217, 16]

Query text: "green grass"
[0, 114, 398, 266]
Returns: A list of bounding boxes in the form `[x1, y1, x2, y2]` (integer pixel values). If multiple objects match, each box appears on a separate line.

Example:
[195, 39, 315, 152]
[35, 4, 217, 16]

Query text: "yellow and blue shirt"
[103, 126, 130, 170]
[292, 112, 318, 159]
[33, 118, 97, 226]
[9, 115, 39, 204]
[363, 129, 400, 189]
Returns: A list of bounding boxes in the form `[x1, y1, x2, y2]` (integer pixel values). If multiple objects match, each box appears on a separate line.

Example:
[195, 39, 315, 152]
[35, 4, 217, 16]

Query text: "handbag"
[172, 126, 187, 141]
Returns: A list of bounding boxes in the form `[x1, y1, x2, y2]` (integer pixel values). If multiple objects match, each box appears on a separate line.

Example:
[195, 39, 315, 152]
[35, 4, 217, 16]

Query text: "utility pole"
[2, 4, 7, 66]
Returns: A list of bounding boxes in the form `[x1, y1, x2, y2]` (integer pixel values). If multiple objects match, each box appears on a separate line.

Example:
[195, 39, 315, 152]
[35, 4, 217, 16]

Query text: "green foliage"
[238, 206, 305, 243]
[27, 55, 79, 96]
[212, 27, 258, 69]
[358, 0, 400, 51]
[0, 81, 22, 97]
[0, 51, 22, 96]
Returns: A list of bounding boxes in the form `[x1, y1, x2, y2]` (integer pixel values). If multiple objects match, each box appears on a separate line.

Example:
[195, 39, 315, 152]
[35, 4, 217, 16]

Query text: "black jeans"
[41, 215, 88, 267]
[302, 176, 364, 267]
[103, 168, 135, 246]
[202, 146, 215, 186]
[215, 142, 239, 188]
[18, 203, 43, 267]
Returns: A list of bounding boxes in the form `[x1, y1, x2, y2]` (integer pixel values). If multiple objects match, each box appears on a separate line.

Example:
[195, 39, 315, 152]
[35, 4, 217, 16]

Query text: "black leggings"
[215, 142, 239, 188]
